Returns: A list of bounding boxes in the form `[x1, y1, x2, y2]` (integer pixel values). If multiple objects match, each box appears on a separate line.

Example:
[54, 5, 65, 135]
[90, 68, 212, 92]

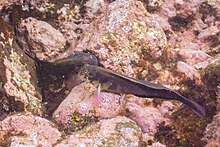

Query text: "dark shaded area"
[199, 2, 219, 21]
[168, 16, 193, 29]
[37, 62, 68, 117]
[155, 124, 178, 146]
[155, 79, 216, 146]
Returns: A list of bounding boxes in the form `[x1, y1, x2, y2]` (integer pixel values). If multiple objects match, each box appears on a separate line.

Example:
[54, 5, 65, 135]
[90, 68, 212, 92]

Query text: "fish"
[77, 64, 206, 117]
[46, 52, 206, 117]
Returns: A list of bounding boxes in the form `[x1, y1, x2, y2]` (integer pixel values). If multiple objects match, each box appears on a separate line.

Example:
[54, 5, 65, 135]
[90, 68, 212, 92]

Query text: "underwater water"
[0, 0, 219, 146]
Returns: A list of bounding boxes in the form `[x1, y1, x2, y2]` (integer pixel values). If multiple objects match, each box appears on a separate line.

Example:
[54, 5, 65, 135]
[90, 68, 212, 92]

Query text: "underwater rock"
[16, 17, 66, 61]
[203, 112, 220, 146]
[201, 55, 220, 89]
[126, 99, 172, 135]
[175, 0, 202, 19]
[0, 0, 20, 9]
[73, 0, 167, 76]
[178, 44, 210, 66]
[55, 116, 142, 147]
[192, 18, 208, 32]
[198, 26, 220, 42]
[0, 17, 42, 115]
[200, 56, 220, 145]
[145, 0, 163, 12]
[157, 0, 176, 18]
[85, 0, 106, 17]
[205, 140, 220, 147]
[53, 82, 123, 124]
[217, 86, 220, 112]
[0, 114, 61, 146]
[176, 61, 200, 81]
[151, 142, 166, 147]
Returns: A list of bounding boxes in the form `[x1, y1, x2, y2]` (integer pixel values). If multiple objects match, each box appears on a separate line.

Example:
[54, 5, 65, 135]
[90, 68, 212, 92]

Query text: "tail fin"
[184, 99, 206, 117]
[172, 91, 206, 117]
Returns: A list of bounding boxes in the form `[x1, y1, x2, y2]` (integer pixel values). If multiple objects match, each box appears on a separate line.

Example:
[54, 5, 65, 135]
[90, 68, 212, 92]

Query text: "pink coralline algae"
[126, 97, 173, 135]
[176, 61, 201, 81]
[53, 82, 123, 124]
[203, 112, 220, 146]
[198, 25, 220, 42]
[17, 17, 66, 61]
[0, 114, 61, 146]
[55, 116, 142, 147]
[178, 44, 210, 66]
[73, 0, 167, 76]
[175, 0, 202, 19]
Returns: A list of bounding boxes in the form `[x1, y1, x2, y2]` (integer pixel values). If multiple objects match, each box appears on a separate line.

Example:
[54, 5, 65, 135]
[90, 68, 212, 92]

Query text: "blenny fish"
[47, 52, 205, 117]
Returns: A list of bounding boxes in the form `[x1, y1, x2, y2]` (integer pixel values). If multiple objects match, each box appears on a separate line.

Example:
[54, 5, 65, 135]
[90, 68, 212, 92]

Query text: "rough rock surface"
[0, 17, 42, 115]
[202, 56, 220, 146]
[16, 17, 66, 61]
[0, 114, 61, 146]
[126, 98, 173, 134]
[203, 112, 220, 146]
[201, 55, 220, 89]
[53, 82, 123, 124]
[73, 0, 167, 76]
[55, 116, 142, 147]
[0, 0, 20, 9]
[175, 0, 202, 19]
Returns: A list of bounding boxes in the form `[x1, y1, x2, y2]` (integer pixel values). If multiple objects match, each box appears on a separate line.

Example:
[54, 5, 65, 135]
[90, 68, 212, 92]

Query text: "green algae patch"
[63, 112, 98, 134]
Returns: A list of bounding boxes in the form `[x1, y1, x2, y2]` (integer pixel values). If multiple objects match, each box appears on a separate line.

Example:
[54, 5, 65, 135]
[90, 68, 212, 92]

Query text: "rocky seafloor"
[0, 0, 219, 146]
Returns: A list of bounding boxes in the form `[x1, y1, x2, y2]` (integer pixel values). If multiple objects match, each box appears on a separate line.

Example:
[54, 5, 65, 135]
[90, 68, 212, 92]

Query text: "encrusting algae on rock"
[0, 17, 42, 115]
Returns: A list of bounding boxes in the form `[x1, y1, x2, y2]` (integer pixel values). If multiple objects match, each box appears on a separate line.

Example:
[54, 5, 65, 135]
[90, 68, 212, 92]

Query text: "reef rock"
[0, 0, 20, 9]
[0, 114, 61, 146]
[53, 82, 123, 124]
[73, 0, 167, 76]
[0, 17, 42, 115]
[176, 61, 201, 81]
[201, 55, 220, 89]
[16, 17, 66, 61]
[201, 55, 220, 145]
[126, 96, 173, 136]
[178, 44, 210, 66]
[198, 26, 220, 42]
[203, 112, 220, 146]
[55, 116, 142, 147]
[175, 0, 202, 19]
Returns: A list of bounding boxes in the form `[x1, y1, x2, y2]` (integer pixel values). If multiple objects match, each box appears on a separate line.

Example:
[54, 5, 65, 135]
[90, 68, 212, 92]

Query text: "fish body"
[40, 52, 98, 75]
[48, 52, 206, 117]
[78, 64, 206, 117]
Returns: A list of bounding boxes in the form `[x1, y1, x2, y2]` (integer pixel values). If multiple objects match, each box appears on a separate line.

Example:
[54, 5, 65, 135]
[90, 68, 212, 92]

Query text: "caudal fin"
[168, 91, 206, 117]
[186, 99, 206, 117]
